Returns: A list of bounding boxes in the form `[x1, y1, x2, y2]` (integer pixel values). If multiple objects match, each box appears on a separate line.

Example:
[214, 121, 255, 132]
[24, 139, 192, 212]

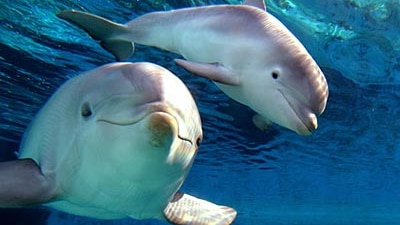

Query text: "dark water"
[1, 0, 400, 224]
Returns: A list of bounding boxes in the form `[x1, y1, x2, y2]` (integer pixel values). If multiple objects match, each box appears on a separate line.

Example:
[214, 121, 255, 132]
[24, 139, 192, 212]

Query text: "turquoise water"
[1, 0, 400, 224]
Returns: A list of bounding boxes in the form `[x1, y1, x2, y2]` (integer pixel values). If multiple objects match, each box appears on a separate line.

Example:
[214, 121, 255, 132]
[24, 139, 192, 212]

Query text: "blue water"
[1, 0, 400, 224]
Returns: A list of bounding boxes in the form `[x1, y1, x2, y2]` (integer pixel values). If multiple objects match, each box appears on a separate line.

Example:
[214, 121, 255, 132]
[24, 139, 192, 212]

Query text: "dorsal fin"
[243, 0, 267, 11]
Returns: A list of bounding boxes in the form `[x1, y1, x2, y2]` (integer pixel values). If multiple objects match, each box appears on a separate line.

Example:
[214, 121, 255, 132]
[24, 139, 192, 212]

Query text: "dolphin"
[0, 62, 236, 224]
[57, 0, 329, 135]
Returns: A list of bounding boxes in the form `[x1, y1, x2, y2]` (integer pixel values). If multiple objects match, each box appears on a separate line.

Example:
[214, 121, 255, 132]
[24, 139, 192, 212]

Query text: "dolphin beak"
[300, 69, 329, 134]
[278, 89, 318, 135]
[295, 111, 318, 135]
[146, 112, 179, 147]
[147, 111, 196, 168]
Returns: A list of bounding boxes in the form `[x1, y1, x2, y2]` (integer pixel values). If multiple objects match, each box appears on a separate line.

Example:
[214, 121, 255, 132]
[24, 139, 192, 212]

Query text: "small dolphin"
[0, 63, 236, 224]
[57, 0, 328, 135]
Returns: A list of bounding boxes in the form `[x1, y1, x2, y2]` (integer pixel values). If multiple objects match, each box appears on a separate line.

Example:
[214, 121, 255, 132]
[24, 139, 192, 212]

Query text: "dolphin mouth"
[100, 109, 195, 168]
[278, 89, 318, 135]
[97, 102, 193, 144]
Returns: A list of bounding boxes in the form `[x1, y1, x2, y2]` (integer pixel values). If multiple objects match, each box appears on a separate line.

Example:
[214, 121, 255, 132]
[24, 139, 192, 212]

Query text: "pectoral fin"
[164, 192, 237, 225]
[174, 59, 240, 85]
[252, 114, 273, 131]
[0, 159, 56, 207]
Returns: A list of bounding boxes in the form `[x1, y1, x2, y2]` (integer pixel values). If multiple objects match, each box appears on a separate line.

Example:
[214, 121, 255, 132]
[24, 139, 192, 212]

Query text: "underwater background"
[1, 0, 400, 224]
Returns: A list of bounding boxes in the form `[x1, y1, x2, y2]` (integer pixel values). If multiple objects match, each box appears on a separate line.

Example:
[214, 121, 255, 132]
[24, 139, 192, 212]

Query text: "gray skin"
[0, 63, 236, 225]
[57, 0, 329, 135]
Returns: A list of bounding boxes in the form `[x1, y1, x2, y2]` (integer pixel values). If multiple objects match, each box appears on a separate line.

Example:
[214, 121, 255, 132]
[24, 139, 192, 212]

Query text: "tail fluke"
[57, 10, 134, 61]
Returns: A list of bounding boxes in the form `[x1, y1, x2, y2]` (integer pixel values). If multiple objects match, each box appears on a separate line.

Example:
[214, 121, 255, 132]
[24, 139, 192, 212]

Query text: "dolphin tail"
[163, 192, 237, 225]
[57, 10, 134, 61]
[0, 159, 56, 207]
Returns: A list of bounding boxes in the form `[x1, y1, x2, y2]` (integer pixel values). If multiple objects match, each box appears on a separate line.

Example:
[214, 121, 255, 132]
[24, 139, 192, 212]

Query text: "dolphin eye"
[271, 71, 279, 79]
[81, 102, 92, 118]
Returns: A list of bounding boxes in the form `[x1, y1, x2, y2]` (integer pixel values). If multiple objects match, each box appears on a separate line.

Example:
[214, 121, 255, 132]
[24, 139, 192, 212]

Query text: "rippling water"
[1, 0, 400, 224]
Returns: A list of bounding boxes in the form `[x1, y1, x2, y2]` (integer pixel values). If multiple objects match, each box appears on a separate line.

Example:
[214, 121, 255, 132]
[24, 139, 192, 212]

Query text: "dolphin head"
[251, 32, 328, 135]
[78, 62, 202, 166]
[18, 62, 202, 218]
[69, 63, 202, 200]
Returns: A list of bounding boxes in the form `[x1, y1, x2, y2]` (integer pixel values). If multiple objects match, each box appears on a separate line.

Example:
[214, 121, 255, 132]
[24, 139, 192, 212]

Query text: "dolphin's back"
[58, 5, 288, 62]
[123, 6, 280, 58]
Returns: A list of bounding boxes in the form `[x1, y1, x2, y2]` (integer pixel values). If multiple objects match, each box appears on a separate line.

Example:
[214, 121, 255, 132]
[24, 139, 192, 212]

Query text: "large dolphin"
[0, 63, 236, 224]
[57, 0, 329, 135]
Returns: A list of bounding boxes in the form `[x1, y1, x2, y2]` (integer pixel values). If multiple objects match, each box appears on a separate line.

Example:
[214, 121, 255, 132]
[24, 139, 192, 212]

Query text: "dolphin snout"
[300, 67, 328, 135]
[278, 88, 319, 135]
[147, 112, 178, 147]
[296, 112, 318, 135]
[146, 111, 196, 168]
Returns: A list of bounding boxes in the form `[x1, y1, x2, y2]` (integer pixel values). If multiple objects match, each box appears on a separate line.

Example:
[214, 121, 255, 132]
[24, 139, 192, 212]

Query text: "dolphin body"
[0, 63, 236, 225]
[57, 0, 329, 135]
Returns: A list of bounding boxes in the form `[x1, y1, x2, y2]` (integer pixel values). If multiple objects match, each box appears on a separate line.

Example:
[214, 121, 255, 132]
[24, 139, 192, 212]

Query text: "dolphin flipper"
[0, 159, 56, 207]
[252, 114, 273, 131]
[57, 10, 134, 61]
[174, 59, 240, 85]
[163, 192, 237, 225]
